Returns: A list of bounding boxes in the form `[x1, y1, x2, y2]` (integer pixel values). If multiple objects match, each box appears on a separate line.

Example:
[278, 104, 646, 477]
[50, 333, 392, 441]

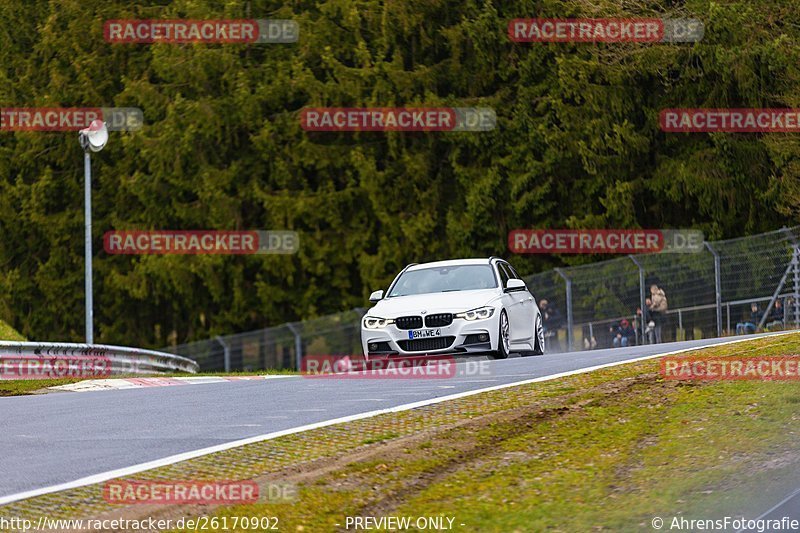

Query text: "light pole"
[78, 120, 108, 344]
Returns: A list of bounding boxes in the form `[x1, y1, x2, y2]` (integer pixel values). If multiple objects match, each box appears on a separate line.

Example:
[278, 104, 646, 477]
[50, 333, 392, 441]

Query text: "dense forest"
[1, 0, 798, 347]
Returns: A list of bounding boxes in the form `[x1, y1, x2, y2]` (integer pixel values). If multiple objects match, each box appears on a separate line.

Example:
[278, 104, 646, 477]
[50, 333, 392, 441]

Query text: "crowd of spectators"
[540, 285, 792, 352]
[736, 299, 788, 334]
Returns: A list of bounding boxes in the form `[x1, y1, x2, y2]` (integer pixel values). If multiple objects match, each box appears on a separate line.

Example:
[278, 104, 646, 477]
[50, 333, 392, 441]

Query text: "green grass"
[361, 431, 401, 445]
[0, 318, 25, 341]
[0, 378, 86, 396]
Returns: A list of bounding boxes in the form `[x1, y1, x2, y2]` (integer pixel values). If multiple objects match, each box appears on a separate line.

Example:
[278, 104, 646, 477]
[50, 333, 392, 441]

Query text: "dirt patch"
[343, 373, 674, 519]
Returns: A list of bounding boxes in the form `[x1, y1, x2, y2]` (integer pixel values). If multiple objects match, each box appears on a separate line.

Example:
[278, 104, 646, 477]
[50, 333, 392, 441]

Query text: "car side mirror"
[369, 290, 384, 303]
[505, 279, 526, 292]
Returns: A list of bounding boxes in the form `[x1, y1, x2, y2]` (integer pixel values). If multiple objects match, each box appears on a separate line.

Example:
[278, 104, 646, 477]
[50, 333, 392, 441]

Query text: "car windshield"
[388, 265, 497, 297]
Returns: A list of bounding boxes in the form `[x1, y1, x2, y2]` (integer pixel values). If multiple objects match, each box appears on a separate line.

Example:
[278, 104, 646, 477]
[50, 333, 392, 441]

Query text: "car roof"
[406, 258, 495, 271]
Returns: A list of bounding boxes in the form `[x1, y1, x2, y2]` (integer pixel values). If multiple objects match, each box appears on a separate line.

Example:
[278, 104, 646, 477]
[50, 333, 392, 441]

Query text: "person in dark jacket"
[636, 298, 656, 344]
[636, 300, 656, 344]
[765, 299, 785, 330]
[610, 318, 636, 348]
[736, 303, 759, 335]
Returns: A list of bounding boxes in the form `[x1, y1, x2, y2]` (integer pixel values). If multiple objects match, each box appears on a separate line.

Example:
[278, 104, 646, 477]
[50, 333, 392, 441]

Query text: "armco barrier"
[0, 342, 199, 376]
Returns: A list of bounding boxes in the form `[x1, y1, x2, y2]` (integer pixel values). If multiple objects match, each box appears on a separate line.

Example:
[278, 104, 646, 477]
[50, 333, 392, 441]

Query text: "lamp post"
[78, 120, 108, 344]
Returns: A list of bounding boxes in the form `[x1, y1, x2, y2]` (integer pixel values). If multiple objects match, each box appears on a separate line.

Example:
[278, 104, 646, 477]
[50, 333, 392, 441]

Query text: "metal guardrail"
[0, 342, 199, 375]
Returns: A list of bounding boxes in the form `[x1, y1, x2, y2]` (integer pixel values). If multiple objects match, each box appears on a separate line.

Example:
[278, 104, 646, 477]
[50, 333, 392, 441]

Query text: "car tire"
[521, 313, 545, 357]
[491, 310, 511, 359]
[532, 313, 545, 356]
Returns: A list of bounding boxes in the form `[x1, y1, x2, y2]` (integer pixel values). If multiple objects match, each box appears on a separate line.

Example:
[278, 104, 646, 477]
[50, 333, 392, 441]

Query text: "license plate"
[409, 328, 441, 339]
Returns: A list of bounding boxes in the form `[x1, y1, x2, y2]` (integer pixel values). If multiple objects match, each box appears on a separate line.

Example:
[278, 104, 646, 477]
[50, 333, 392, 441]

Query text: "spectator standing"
[648, 285, 668, 343]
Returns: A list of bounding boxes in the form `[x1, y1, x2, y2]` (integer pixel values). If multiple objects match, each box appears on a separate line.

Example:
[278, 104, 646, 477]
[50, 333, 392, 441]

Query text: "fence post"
[704, 242, 723, 337]
[757, 249, 797, 331]
[554, 268, 573, 352]
[793, 245, 800, 328]
[726, 303, 731, 334]
[286, 322, 303, 370]
[780, 227, 800, 329]
[628, 255, 647, 343]
[214, 336, 230, 372]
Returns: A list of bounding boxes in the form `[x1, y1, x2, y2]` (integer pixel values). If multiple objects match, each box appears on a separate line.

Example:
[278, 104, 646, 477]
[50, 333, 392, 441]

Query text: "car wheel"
[532, 313, 545, 355]
[492, 310, 510, 359]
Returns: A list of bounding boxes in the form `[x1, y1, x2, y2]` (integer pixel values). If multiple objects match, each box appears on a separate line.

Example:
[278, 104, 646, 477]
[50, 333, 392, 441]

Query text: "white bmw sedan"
[361, 258, 545, 360]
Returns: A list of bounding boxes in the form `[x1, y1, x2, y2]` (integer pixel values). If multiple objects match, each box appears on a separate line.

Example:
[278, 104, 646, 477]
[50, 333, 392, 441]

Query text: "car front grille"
[397, 336, 455, 352]
[395, 316, 423, 330]
[424, 313, 453, 327]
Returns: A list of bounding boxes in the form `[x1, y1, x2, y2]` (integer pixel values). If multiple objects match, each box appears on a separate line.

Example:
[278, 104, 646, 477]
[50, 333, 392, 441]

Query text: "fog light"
[368, 343, 378, 351]
[478, 334, 489, 342]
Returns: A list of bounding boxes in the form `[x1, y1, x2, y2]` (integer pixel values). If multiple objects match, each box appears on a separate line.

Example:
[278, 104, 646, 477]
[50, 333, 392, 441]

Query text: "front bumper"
[360, 313, 499, 358]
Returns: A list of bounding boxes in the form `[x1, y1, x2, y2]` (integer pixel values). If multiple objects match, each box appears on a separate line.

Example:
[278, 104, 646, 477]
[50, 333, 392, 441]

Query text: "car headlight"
[363, 316, 395, 329]
[455, 306, 495, 321]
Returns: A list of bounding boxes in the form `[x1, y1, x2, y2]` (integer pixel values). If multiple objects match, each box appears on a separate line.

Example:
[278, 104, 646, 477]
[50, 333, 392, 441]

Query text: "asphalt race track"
[0, 333, 785, 504]
[750, 489, 800, 531]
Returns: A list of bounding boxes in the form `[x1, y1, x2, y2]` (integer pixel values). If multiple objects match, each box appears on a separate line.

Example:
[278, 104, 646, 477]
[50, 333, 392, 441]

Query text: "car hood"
[369, 289, 500, 317]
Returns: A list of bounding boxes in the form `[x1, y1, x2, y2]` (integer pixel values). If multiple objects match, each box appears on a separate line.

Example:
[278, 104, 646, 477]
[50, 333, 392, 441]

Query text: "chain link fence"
[164, 308, 368, 372]
[528, 226, 800, 351]
[166, 227, 800, 371]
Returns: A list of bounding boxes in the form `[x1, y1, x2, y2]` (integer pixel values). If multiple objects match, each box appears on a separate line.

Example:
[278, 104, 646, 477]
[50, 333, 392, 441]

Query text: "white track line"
[0, 332, 794, 507]
[738, 487, 800, 532]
